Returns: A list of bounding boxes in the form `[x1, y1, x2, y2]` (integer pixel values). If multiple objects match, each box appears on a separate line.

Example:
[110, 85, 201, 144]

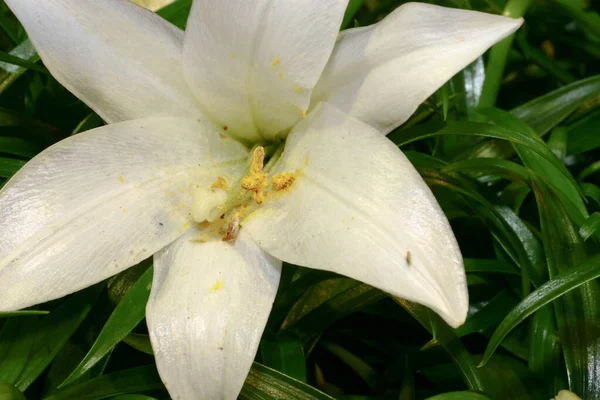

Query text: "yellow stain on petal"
[210, 280, 223, 292]
[278, 72, 284, 80]
[292, 83, 304, 94]
[232, 53, 237, 59]
[241, 147, 268, 204]
[211, 177, 229, 190]
[272, 57, 280, 69]
[119, 175, 125, 183]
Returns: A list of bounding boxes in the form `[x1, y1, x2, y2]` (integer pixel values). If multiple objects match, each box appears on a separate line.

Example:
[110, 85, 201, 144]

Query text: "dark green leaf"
[240, 363, 335, 400]
[60, 267, 153, 387]
[0, 382, 27, 400]
[15, 285, 103, 391]
[44, 366, 163, 400]
[480, 252, 600, 366]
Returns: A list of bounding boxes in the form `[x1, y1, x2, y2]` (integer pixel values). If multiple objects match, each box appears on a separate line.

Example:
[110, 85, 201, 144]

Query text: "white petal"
[0, 117, 247, 311]
[182, 0, 349, 142]
[312, 3, 523, 134]
[243, 104, 467, 327]
[130, 0, 175, 11]
[147, 228, 281, 400]
[5, 0, 201, 123]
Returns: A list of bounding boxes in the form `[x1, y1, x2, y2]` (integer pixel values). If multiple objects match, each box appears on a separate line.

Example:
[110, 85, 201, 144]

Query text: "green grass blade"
[15, 285, 103, 391]
[395, 298, 487, 392]
[0, 157, 25, 178]
[0, 39, 39, 94]
[260, 334, 307, 382]
[241, 363, 335, 400]
[0, 317, 38, 384]
[0, 310, 48, 318]
[341, 0, 364, 29]
[156, 0, 192, 28]
[477, 107, 587, 219]
[425, 393, 491, 400]
[59, 267, 153, 387]
[0, 382, 27, 400]
[511, 75, 600, 136]
[480, 253, 600, 367]
[44, 365, 163, 400]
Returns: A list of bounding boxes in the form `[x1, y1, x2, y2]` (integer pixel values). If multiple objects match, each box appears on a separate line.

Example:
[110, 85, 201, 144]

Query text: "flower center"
[190, 144, 297, 243]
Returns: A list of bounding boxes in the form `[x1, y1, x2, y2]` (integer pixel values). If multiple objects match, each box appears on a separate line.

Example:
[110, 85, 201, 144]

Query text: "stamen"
[241, 146, 268, 204]
[272, 172, 295, 191]
[222, 212, 241, 243]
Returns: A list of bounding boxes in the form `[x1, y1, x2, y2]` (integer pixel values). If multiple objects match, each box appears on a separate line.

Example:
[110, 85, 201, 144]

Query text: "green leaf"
[532, 178, 600, 397]
[0, 39, 39, 94]
[397, 121, 574, 191]
[0, 383, 27, 400]
[579, 213, 600, 241]
[581, 183, 600, 208]
[422, 291, 518, 351]
[341, 0, 364, 29]
[282, 282, 385, 344]
[511, 75, 600, 136]
[477, 107, 587, 220]
[320, 342, 378, 390]
[425, 392, 491, 400]
[122, 333, 153, 355]
[480, 252, 600, 366]
[60, 267, 153, 387]
[15, 284, 103, 391]
[156, 0, 192, 29]
[0, 49, 47, 74]
[0, 137, 40, 158]
[44, 366, 164, 400]
[0, 157, 25, 178]
[0, 310, 49, 318]
[240, 363, 335, 400]
[548, 0, 600, 37]
[463, 259, 520, 275]
[567, 111, 600, 155]
[0, 317, 38, 384]
[395, 298, 486, 392]
[260, 334, 307, 382]
[442, 157, 530, 184]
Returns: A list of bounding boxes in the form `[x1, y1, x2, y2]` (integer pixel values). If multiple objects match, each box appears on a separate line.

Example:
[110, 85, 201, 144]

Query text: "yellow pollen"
[292, 83, 304, 94]
[210, 280, 223, 292]
[272, 172, 296, 191]
[272, 57, 280, 69]
[211, 177, 229, 190]
[119, 175, 125, 183]
[241, 147, 268, 204]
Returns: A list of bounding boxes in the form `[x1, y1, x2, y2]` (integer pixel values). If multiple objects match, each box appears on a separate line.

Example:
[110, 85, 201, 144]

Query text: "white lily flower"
[1, 0, 522, 398]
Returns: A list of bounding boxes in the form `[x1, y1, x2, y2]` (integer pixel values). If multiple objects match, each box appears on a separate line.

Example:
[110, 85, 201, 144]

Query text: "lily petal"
[0, 117, 247, 311]
[147, 228, 281, 400]
[182, 0, 349, 142]
[5, 0, 201, 123]
[312, 3, 523, 134]
[243, 104, 467, 327]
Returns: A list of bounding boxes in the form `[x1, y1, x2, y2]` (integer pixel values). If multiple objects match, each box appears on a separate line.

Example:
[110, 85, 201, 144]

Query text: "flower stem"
[478, 0, 534, 108]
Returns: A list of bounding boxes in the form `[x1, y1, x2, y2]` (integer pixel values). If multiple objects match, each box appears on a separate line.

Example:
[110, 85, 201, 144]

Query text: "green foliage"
[0, 0, 599, 399]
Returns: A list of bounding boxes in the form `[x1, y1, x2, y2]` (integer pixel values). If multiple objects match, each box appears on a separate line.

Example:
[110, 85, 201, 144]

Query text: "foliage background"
[1, 0, 600, 399]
